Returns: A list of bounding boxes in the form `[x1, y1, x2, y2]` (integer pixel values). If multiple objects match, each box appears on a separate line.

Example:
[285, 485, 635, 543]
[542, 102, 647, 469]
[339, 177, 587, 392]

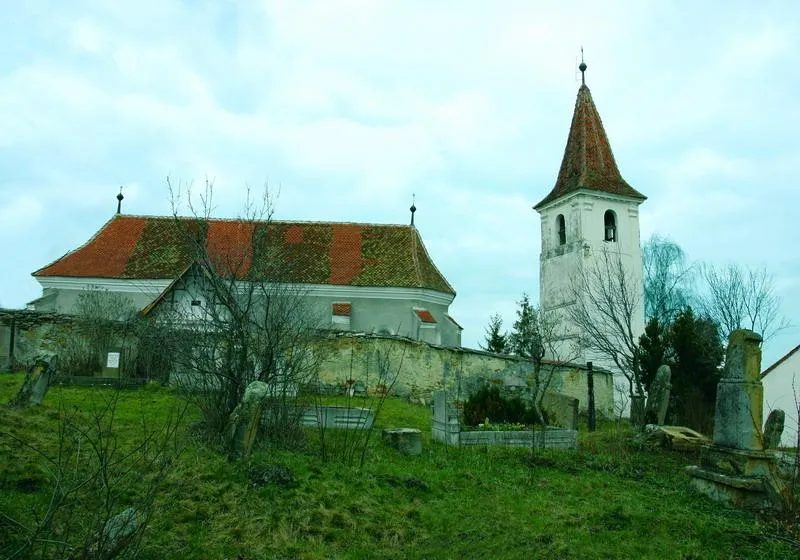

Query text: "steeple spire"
[579, 47, 587, 86]
[534, 61, 646, 210]
[409, 193, 417, 226]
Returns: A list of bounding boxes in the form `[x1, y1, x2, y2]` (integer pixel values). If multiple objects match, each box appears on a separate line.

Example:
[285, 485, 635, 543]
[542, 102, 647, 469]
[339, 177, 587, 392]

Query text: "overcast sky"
[1, 0, 798, 366]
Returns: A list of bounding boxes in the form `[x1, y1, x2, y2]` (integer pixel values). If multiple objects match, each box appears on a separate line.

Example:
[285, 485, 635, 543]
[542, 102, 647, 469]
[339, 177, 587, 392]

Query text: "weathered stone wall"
[1, 310, 78, 371]
[3, 311, 615, 417]
[315, 333, 615, 417]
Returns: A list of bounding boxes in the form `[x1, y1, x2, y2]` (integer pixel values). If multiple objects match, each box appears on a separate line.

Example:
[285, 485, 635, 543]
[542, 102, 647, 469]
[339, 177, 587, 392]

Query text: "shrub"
[462, 386, 545, 427]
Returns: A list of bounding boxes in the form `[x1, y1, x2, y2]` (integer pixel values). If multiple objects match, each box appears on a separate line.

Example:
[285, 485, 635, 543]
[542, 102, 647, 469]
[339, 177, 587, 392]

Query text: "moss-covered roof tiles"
[535, 85, 646, 210]
[33, 215, 455, 295]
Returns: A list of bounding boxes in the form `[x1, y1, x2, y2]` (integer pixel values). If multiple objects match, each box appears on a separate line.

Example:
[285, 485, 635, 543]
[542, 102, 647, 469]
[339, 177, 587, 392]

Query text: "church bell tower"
[534, 60, 646, 370]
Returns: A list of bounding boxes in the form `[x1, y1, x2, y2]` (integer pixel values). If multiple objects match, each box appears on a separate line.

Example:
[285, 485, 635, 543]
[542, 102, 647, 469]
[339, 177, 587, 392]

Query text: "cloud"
[1, 0, 799, 367]
[0, 194, 43, 234]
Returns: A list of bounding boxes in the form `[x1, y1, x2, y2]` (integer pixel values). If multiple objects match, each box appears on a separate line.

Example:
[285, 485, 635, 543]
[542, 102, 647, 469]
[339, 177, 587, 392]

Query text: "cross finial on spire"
[579, 47, 587, 86]
[410, 193, 417, 226]
[116, 186, 124, 214]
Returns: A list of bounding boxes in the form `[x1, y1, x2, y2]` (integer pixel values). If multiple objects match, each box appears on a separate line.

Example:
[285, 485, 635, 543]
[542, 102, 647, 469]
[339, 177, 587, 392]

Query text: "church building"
[535, 61, 647, 371]
[30, 213, 462, 347]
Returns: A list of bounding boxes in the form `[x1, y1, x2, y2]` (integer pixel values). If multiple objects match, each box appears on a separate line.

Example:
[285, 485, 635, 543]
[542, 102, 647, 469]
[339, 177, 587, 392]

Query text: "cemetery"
[1, 28, 798, 557]
[2, 347, 799, 558]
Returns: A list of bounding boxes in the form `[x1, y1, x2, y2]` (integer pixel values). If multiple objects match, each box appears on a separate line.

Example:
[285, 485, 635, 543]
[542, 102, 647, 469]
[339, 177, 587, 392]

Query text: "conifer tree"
[482, 313, 508, 354]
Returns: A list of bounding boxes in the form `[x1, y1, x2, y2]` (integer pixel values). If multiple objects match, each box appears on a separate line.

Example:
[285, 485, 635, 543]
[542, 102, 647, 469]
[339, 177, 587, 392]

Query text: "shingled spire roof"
[534, 83, 646, 210]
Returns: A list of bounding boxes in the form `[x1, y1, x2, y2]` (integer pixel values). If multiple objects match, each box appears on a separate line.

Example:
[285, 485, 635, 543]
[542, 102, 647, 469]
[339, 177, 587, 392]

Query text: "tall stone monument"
[686, 330, 783, 509]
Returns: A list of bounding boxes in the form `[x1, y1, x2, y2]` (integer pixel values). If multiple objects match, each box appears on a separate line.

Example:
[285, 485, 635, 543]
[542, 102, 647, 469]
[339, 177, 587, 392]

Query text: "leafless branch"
[567, 245, 644, 398]
[700, 263, 789, 343]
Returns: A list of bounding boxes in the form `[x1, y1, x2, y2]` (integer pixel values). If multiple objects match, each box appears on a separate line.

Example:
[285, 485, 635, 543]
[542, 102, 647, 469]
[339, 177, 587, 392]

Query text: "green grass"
[0, 373, 797, 559]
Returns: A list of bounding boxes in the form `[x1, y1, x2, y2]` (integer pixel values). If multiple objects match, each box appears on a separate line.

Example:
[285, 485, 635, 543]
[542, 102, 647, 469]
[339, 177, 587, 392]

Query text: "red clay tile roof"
[534, 85, 646, 210]
[414, 309, 437, 323]
[33, 215, 455, 295]
[332, 303, 352, 317]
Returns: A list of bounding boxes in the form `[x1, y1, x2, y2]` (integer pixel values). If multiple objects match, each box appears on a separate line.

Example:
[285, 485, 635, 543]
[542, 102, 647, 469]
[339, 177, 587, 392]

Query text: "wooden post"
[8, 314, 16, 371]
[587, 361, 596, 432]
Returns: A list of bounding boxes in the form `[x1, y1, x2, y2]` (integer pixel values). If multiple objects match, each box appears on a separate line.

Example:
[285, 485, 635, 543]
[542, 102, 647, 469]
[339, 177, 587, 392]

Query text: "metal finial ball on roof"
[117, 192, 124, 201]
[579, 61, 587, 73]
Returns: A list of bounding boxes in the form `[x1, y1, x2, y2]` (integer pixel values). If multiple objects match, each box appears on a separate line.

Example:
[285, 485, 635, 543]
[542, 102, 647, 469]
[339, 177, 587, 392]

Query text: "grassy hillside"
[0, 373, 796, 559]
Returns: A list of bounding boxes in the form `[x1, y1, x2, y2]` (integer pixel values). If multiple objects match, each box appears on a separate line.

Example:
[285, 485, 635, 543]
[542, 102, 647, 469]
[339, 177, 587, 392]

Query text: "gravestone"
[645, 365, 671, 425]
[763, 409, 785, 450]
[89, 508, 140, 557]
[228, 381, 269, 458]
[686, 330, 785, 509]
[431, 390, 460, 445]
[383, 428, 422, 456]
[630, 395, 646, 428]
[10, 354, 58, 407]
[711, 330, 764, 450]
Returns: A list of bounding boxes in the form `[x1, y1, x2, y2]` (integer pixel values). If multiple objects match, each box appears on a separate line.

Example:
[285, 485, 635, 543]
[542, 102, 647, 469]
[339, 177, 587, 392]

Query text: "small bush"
[462, 386, 545, 427]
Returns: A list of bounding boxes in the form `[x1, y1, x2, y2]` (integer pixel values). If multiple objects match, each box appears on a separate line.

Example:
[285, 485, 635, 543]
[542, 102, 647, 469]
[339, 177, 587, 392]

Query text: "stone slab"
[299, 406, 375, 430]
[383, 428, 422, 456]
[686, 465, 773, 510]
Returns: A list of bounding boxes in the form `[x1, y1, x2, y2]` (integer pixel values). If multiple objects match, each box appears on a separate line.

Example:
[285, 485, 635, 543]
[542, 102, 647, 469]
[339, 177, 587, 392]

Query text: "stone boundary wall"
[315, 333, 614, 418]
[2, 312, 615, 417]
[1, 309, 82, 372]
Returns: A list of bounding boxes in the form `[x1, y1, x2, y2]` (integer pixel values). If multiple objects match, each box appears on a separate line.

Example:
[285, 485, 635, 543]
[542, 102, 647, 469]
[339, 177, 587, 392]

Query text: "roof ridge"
[410, 227, 457, 296]
[409, 227, 422, 287]
[32, 215, 457, 295]
[761, 342, 800, 377]
[115, 214, 413, 228]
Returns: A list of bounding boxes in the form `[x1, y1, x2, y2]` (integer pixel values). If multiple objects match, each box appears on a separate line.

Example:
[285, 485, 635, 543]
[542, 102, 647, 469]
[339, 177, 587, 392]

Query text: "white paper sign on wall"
[106, 352, 120, 369]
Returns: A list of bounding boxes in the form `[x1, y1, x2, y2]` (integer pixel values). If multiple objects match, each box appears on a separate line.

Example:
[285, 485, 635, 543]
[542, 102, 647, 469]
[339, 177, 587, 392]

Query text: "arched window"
[556, 214, 566, 245]
[604, 210, 617, 242]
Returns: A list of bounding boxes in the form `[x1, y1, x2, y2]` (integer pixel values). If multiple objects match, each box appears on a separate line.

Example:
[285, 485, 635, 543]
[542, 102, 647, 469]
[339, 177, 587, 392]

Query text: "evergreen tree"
[638, 317, 670, 393]
[507, 294, 541, 359]
[668, 307, 724, 432]
[481, 313, 508, 354]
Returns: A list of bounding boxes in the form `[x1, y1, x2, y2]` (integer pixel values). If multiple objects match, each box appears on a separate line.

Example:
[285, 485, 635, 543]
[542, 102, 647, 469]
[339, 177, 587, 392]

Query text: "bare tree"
[567, 246, 645, 400]
[700, 263, 789, 343]
[642, 234, 695, 325]
[157, 179, 325, 455]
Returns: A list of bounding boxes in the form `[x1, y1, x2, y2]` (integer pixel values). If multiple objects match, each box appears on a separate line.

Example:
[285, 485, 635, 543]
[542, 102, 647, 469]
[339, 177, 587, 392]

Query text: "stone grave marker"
[383, 428, 422, 456]
[686, 330, 786, 509]
[645, 364, 671, 425]
[763, 409, 785, 450]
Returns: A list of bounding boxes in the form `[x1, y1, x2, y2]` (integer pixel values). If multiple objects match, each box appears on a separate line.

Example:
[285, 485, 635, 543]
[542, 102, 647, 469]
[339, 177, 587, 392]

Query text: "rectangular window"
[332, 302, 352, 330]
[413, 308, 439, 344]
